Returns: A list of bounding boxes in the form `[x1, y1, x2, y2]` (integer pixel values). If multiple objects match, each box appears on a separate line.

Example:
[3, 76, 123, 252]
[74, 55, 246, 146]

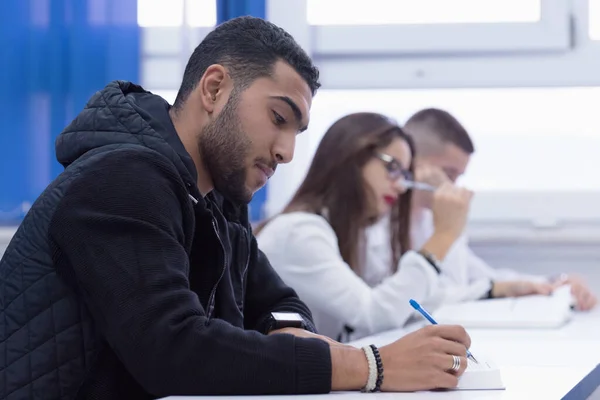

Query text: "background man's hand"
[415, 163, 451, 188]
[431, 182, 474, 240]
[491, 280, 554, 298]
[552, 274, 597, 311]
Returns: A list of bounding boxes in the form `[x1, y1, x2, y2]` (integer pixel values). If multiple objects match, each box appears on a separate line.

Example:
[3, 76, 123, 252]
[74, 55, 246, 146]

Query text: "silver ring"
[449, 355, 461, 372]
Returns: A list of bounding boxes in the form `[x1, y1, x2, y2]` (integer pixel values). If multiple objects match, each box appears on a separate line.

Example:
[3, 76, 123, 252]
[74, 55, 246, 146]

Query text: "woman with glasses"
[255, 112, 478, 341]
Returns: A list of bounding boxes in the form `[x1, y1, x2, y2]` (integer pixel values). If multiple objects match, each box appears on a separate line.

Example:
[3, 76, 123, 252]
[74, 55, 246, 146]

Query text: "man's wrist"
[330, 345, 369, 391]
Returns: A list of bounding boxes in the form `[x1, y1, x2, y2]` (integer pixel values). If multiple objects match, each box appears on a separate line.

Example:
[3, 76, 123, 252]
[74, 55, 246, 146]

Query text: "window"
[307, 0, 541, 26]
[591, 0, 600, 40]
[186, 0, 217, 27]
[138, 0, 216, 92]
[138, 0, 184, 27]
[137, 0, 216, 27]
[299, 0, 569, 57]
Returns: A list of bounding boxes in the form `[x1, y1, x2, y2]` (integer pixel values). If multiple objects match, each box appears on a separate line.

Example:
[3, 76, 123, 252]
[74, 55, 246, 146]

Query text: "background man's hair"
[404, 108, 475, 155]
[173, 16, 320, 110]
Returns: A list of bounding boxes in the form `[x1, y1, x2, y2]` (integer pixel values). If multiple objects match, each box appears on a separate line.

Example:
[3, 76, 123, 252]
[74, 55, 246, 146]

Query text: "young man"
[368, 108, 596, 310]
[0, 18, 472, 399]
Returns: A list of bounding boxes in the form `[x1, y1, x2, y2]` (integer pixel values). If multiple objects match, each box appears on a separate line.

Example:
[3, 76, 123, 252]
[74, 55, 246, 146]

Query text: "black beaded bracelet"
[369, 344, 384, 392]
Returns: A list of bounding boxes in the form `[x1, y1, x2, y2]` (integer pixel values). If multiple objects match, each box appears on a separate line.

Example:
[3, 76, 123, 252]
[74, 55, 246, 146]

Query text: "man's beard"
[198, 95, 253, 205]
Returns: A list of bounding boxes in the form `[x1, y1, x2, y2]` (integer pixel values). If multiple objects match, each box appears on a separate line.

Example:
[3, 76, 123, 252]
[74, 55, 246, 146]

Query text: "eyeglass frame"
[374, 152, 413, 182]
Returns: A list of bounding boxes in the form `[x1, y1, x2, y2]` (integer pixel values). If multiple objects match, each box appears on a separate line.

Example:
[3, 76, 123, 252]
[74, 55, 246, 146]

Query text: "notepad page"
[456, 357, 505, 390]
[433, 285, 573, 329]
[466, 359, 493, 371]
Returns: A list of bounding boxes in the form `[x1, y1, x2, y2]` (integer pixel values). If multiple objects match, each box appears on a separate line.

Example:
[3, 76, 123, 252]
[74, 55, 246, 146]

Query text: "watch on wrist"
[417, 249, 442, 274]
[266, 312, 306, 333]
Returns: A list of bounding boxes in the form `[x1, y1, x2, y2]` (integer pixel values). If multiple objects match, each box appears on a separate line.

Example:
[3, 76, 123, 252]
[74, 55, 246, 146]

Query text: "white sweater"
[257, 212, 488, 341]
[366, 209, 546, 288]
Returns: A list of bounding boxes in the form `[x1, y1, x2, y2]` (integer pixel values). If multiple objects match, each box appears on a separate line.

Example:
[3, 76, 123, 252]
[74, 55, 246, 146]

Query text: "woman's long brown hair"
[256, 112, 415, 277]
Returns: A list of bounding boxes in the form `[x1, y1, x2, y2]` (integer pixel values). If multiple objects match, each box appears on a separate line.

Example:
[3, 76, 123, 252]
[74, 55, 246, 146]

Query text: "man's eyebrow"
[270, 96, 308, 132]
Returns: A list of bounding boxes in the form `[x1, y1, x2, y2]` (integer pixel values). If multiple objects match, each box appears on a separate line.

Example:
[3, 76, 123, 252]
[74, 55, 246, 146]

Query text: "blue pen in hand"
[409, 299, 478, 364]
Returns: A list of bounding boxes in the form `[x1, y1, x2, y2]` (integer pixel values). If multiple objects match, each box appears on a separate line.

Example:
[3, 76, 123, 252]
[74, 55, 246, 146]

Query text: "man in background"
[367, 108, 596, 310]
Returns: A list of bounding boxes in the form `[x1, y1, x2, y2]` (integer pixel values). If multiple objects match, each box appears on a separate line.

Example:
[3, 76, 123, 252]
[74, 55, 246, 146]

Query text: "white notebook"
[433, 285, 573, 329]
[455, 358, 505, 390]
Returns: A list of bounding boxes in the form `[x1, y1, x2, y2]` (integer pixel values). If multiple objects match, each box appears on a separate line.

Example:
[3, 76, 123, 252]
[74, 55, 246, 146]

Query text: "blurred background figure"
[366, 108, 597, 311]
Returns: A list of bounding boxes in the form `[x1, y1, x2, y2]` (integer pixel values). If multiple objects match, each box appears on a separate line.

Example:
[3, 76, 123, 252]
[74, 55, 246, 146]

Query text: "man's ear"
[198, 64, 229, 114]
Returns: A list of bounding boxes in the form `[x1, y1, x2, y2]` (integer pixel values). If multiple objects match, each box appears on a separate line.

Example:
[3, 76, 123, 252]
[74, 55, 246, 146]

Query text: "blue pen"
[409, 299, 478, 364]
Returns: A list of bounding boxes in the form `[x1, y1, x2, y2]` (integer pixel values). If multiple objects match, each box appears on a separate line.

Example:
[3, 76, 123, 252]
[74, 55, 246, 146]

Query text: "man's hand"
[553, 275, 597, 311]
[377, 325, 471, 392]
[419, 183, 474, 261]
[412, 164, 452, 209]
[431, 183, 474, 239]
[491, 280, 554, 298]
[329, 325, 472, 392]
[268, 327, 343, 347]
[415, 163, 451, 188]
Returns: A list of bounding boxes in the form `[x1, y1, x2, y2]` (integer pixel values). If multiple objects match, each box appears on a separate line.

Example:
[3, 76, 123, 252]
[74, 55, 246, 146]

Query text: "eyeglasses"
[374, 152, 413, 182]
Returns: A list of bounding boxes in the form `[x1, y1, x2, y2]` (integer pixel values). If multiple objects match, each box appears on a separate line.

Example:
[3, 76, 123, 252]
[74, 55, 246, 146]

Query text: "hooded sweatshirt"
[0, 81, 331, 400]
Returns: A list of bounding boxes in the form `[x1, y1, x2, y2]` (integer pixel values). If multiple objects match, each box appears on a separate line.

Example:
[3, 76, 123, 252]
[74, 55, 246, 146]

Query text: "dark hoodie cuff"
[294, 337, 332, 394]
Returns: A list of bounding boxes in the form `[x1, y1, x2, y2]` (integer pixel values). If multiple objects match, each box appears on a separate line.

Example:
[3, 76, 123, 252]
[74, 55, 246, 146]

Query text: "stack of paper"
[433, 285, 573, 329]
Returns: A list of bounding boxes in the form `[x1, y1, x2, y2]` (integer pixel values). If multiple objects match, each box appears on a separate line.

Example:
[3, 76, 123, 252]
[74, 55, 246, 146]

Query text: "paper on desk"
[455, 357, 505, 390]
[433, 285, 573, 329]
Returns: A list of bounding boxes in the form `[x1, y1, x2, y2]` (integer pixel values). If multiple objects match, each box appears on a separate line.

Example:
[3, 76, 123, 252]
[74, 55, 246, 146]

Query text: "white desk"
[164, 366, 595, 399]
[163, 310, 600, 399]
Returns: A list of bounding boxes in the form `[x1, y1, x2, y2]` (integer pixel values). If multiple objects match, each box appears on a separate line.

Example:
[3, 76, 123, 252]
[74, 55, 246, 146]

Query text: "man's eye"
[272, 111, 286, 126]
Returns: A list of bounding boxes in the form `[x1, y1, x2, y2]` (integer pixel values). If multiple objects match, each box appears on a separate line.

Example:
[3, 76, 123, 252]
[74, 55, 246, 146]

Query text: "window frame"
[309, 0, 570, 56]
[268, 0, 600, 90]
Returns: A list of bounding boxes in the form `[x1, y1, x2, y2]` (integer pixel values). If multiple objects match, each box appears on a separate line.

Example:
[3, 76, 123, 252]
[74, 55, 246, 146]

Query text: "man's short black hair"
[404, 108, 475, 154]
[173, 16, 320, 110]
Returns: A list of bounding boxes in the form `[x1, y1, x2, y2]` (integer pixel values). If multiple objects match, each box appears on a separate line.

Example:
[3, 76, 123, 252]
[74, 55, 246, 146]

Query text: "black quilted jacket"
[0, 81, 331, 399]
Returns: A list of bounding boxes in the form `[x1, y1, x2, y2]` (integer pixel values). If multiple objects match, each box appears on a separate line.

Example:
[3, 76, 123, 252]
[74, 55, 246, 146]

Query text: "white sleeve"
[363, 216, 393, 286]
[266, 216, 441, 339]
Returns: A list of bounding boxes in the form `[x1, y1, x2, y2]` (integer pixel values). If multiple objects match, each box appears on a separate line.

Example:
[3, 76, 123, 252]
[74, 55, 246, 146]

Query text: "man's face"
[420, 143, 471, 184]
[414, 143, 471, 210]
[199, 61, 312, 205]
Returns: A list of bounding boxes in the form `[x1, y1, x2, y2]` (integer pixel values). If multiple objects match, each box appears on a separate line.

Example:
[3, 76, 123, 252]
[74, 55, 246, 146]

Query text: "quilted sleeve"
[48, 148, 331, 397]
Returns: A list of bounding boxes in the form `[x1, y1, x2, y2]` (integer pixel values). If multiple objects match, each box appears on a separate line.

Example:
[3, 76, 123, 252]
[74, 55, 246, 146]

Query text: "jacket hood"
[55, 80, 248, 223]
[56, 81, 198, 189]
